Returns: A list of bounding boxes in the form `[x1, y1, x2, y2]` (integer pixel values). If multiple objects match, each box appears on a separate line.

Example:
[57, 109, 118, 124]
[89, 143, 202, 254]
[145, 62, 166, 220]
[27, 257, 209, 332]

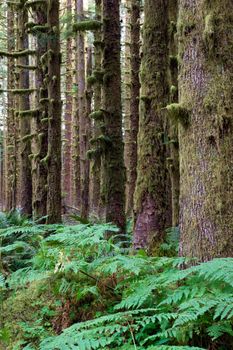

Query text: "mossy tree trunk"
[168, 0, 179, 227]
[133, 0, 169, 251]
[30, 4, 48, 221]
[124, 0, 132, 215]
[62, 0, 73, 207]
[178, 0, 233, 260]
[89, 0, 102, 218]
[72, 0, 81, 210]
[102, 0, 126, 231]
[76, 0, 89, 219]
[46, 0, 62, 223]
[6, 4, 17, 211]
[18, 0, 32, 216]
[126, 0, 140, 216]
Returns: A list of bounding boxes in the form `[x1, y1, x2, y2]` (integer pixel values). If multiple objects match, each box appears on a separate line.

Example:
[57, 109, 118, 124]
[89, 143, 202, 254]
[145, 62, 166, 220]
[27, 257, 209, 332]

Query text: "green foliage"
[1, 221, 233, 349]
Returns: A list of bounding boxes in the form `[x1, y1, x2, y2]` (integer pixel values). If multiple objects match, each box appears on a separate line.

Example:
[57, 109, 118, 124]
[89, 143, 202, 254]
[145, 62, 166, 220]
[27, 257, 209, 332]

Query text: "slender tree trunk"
[72, 0, 81, 209]
[6, 5, 17, 211]
[102, 0, 126, 231]
[18, 1, 32, 216]
[46, 0, 62, 223]
[76, 0, 89, 219]
[127, 0, 140, 216]
[133, 0, 169, 251]
[124, 0, 132, 215]
[62, 0, 73, 207]
[30, 4, 48, 221]
[168, 0, 179, 227]
[179, 0, 233, 260]
[89, 0, 102, 218]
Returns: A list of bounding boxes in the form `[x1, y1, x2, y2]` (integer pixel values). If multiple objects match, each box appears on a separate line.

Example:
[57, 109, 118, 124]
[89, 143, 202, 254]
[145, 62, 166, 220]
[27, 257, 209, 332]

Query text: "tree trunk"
[76, 0, 89, 219]
[18, 0, 32, 216]
[126, 0, 140, 216]
[46, 0, 62, 223]
[133, 0, 169, 251]
[30, 4, 48, 221]
[102, 0, 126, 232]
[124, 0, 132, 216]
[168, 0, 179, 227]
[6, 5, 17, 211]
[89, 0, 102, 219]
[62, 0, 73, 207]
[179, 0, 233, 260]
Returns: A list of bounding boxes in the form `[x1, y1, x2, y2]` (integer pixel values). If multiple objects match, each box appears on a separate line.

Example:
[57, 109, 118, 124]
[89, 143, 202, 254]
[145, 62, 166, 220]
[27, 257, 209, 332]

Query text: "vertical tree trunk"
[18, 0, 32, 216]
[179, 0, 233, 260]
[62, 0, 73, 207]
[46, 0, 62, 223]
[126, 0, 140, 216]
[30, 4, 48, 221]
[133, 0, 169, 251]
[168, 0, 179, 227]
[102, 0, 126, 231]
[76, 0, 89, 219]
[124, 0, 132, 215]
[89, 0, 102, 218]
[6, 5, 17, 211]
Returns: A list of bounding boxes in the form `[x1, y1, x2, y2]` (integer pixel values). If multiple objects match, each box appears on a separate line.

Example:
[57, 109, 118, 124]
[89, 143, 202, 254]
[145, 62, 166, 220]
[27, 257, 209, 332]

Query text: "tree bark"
[46, 0, 62, 223]
[18, 0, 32, 216]
[62, 0, 73, 207]
[102, 0, 126, 231]
[126, 0, 140, 216]
[133, 0, 169, 251]
[179, 0, 233, 260]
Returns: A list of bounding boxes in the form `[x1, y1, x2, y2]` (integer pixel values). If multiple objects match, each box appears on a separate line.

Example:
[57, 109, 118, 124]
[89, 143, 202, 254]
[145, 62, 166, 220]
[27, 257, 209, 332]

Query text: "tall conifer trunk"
[76, 0, 89, 219]
[126, 0, 140, 216]
[6, 5, 17, 211]
[18, 0, 32, 216]
[133, 0, 169, 250]
[46, 0, 62, 223]
[179, 0, 233, 260]
[30, 4, 48, 221]
[102, 0, 126, 231]
[63, 0, 73, 207]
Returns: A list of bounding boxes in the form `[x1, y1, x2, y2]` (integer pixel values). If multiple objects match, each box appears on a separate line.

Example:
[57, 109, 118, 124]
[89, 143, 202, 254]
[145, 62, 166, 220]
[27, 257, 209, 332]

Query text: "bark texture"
[126, 0, 140, 216]
[179, 0, 233, 260]
[133, 0, 169, 251]
[102, 0, 126, 231]
[31, 5, 48, 221]
[18, 1, 32, 216]
[46, 0, 62, 223]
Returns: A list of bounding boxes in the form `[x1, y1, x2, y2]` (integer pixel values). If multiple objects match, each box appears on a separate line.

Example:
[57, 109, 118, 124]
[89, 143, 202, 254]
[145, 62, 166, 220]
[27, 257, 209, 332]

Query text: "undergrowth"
[0, 213, 233, 349]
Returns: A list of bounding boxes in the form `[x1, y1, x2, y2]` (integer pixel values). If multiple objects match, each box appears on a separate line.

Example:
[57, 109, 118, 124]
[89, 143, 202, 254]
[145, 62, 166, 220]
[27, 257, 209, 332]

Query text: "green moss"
[89, 110, 104, 120]
[203, 13, 216, 53]
[166, 103, 190, 128]
[18, 109, 39, 118]
[87, 75, 97, 85]
[73, 20, 102, 32]
[11, 89, 35, 94]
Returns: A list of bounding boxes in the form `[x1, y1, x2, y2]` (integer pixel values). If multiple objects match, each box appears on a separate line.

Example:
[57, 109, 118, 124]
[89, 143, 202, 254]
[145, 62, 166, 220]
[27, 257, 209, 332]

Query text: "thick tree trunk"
[18, 1, 32, 216]
[126, 0, 140, 216]
[133, 0, 169, 251]
[62, 0, 73, 207]
[102, 0, 126, 232]
[46, 0, 62, 223]
[179, 0, 233, 260]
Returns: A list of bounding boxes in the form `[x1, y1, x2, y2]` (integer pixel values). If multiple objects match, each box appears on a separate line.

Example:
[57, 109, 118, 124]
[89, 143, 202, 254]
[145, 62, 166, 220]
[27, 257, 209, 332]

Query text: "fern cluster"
[1, 220, 233, 349]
